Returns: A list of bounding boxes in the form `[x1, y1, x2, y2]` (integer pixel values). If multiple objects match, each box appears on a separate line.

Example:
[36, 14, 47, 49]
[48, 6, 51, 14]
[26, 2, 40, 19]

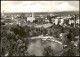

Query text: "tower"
[32, 12, 34, 18]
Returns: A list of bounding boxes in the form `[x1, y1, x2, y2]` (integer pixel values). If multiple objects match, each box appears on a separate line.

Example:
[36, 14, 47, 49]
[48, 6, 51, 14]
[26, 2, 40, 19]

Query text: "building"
[27, 13, 35, 22]
[54, 19, 59, 25]
[27, 17, 35, 22]
[2, 17, 19, 25]
[76, 19, 79, 24]
[44, 19, 49, 23]
[59, 18, 64, 26]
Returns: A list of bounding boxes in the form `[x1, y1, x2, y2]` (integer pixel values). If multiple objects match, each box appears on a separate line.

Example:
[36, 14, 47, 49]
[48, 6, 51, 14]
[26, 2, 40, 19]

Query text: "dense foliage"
[1, 24, 79, 56]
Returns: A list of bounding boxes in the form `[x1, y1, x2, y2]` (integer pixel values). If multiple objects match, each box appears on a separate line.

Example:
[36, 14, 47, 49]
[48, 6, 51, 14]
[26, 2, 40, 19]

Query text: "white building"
[27, 17, 35, 22]
[69, 19, 74, 25]
[59, 19, 64, 26]
[27, 13, 35, 22]
[54, 19, 59, 25]
[76, 19, 79, 24]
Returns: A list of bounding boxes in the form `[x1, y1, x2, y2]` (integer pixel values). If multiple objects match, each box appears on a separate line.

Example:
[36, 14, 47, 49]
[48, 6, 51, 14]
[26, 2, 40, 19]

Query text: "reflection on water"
[27, 39, 63, 56]
[27, 39, 44, 56]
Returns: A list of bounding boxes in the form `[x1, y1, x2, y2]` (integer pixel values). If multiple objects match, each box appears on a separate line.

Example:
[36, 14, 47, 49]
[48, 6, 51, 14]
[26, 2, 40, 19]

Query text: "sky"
[1, 1, 79, 13]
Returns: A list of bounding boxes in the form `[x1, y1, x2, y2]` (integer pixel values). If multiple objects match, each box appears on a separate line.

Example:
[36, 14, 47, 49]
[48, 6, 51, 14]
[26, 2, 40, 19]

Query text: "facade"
[27, 17, 35, 22]
[59, 19, 64, 26]
[76, 19, 79, 24]
[54, 19, 59, 25]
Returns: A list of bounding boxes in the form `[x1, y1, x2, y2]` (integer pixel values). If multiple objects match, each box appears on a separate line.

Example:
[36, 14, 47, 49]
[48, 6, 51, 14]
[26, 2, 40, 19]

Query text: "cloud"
[67, 1, 79, 8]
[1, 1, 79, 12]
[56, 2, 78, 11]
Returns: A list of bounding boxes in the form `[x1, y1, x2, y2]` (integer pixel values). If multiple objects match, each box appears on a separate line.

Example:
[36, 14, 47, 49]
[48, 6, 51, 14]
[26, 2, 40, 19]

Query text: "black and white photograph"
[1, 1, 79, 56]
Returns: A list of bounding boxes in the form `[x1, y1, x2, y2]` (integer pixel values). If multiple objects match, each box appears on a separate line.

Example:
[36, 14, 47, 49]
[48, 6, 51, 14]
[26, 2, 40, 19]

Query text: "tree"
[51, 25, 63, 38]
[1, 24, 27, 56]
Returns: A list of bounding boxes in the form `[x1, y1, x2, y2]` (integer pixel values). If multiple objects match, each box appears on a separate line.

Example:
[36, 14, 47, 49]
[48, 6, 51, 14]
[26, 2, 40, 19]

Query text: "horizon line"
[2, 10, 79, 13]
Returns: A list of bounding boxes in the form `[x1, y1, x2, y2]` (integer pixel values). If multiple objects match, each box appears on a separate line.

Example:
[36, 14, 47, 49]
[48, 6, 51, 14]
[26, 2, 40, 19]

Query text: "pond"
[26, 38, 63, 56]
